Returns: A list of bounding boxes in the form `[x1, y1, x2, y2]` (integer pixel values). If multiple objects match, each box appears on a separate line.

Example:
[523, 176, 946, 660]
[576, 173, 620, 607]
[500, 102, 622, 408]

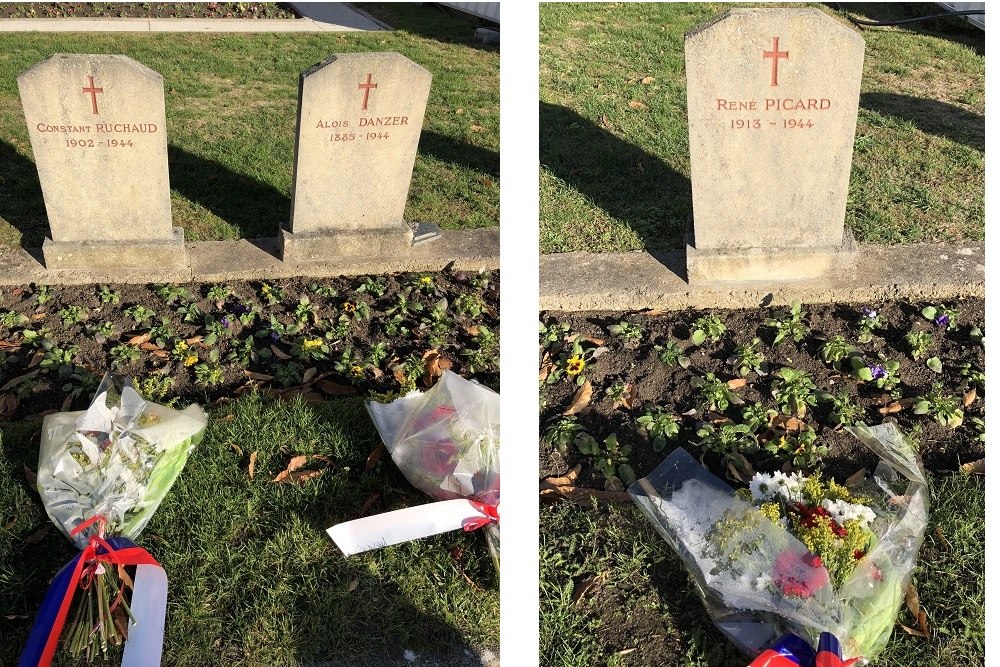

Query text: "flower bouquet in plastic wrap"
[19, 374, 207, 667]
[629, 423, 927, 665]
[328, 370, 500, 570]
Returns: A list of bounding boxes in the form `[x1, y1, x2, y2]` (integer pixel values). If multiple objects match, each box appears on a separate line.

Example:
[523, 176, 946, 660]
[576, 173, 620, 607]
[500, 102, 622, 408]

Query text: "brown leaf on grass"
[244, 370, 275, 382]
[460, 569, 483, 591]
[346, 579, 359, 593]
[469, 124, 484, 133]
[902, 584, 932, 639]
[366, 443, 386, 469]
[543, 465, 581, 488]
[316, 380, 356, 396]
[628, 100, 649, 111]
[641, 76, 655, 84]
[961, 458, 985, 475]
[27, 351, 44, 368]
[1, 371, 38, 392]
[273, 454, 325, 484]
[422, 349, 453, 387]
[599, 115, 611, 129]
[539, 472, 631, 505]
[248, 451, 258, 479]
[0, 393, 16, 419]
[139, 342, 162, 351]
[24, 525, 49, 544]
[23, 464, 36, 490]
[844, 468, 867, 488]
[360, 493, 381, 516]
[563, 381, 593, 416]
[726, 378, 747, 390]
[286, 456, 309, 473]
[215, 413, 235, 422]
[302, 367, 318, 384]
[270, 344, 292, 360]
[963, 388, 977, 406]
[229, 442, 244, 458]
[572, 575, 600, 606]
[932, 526, 951, 552]
[127, 333, 151, 346]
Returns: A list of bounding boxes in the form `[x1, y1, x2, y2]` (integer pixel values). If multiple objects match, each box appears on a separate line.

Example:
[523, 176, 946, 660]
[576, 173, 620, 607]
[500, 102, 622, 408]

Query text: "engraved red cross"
[82, 75, 103, 115]
[357, 73, 377, 111]
[762, 37, 789, 87]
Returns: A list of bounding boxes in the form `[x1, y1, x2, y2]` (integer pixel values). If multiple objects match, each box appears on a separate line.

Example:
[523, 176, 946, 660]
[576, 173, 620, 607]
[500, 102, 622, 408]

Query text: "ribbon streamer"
[328, 498, 499, 555]
[749, 633, 860, 667]
[18, 517, 166, 667]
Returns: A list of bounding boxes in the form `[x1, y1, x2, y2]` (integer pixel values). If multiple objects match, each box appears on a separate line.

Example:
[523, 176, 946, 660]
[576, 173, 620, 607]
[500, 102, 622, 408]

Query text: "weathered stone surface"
[283, 51, 431, 262]
[18, 54, 176, 244]
[685, 9, 864, 280]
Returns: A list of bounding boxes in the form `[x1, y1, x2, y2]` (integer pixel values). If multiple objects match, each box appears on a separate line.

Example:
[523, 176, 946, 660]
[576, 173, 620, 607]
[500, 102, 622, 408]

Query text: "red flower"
[417, 439, 461, 477]
[773, 550, 830, 598]
[794, 503, 847, 538]
[853, 550, 866, 560]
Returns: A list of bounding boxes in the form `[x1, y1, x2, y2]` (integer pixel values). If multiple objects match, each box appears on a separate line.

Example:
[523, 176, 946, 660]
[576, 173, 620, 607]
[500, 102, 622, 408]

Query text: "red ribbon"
[35, 516, 160, 667]
[462, 500, 499, 532]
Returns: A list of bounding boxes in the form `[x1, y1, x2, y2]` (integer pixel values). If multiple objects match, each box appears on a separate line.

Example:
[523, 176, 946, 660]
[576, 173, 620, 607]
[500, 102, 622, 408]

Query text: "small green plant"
[385, 288, 424, 318]
[97, 285, 121, 305]
[576, 432, 634, 485]
[764, 300, 809, 346]
[57, 305, 87, 327]
[454, 293, 488, 319]
[691, 372, 743, 412]
[546, 335, 604, 386]
[410, 273, 437, 294]
[293, 296, 316, 323]
[34, 285, 54, 305]
[819, 335, 861, 370]
[816, 389, 865, 427]
[135, 376, 175, 403]
[125, 304, 156, 326]
[654, 340, 690, 368]
[260, 282, 285, 305]
[61, 368, 101, 404]
[0, 310, 29, 328]
[292, 335, 330, 361]
[273, 362, 304, 388]
[366, 341, 390, 369]
[194, 362, 225, 388]
[771, 367, 817, 417]
[905, 331, 934, 360]
[635, 405, 680, 452]
[922, 304, 959, 331]
[860, 355, 901, 394]
[206, 284, 231, 304]
[727, 337, 766, 376]
[539, 320, 571, 350]
[690, 314, 726, 346]
[741, 402, 777, 432]
[339, 299, 371, 321]
[461, 326, 500, 374]
[39, 342, 78, 375]
[604, 381, 630, 405]
[391, 353, 424, 392]
[693, 421, 757, 467]
[970, 416, 985, 442]
[355, 276, 387, 297]
[543, 417, 584, 455]
[913, 382, 964, 428]
[958, 362, 985, 392]
[855, 307, 884, 343]
[155, 284, 192, 304]
[175, 302, 203, 324]
[762, 425, 827, 468]
[110, 343, 141, 367]
[88, 320, 117, 343]
[607, 321, 644, 346]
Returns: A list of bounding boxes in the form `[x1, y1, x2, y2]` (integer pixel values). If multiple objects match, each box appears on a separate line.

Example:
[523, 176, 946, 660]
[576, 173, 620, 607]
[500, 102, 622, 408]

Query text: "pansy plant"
[922, 304, 959, 331]
[728, 337, 767, 377]
[690, 314, 726, 346]
[913, 382, 963, 428]
[855, 306, 884, 343]
[771, 367, 817, 418]
[654, 340, 691, 369]
[904, 331, 933, 360]
[764, 300, 809, 346]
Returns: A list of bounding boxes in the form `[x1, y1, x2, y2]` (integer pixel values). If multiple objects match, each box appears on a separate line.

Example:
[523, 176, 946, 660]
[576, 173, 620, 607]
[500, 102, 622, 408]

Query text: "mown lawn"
[0, 3, 499, 247]
[539, 2, 984, 253]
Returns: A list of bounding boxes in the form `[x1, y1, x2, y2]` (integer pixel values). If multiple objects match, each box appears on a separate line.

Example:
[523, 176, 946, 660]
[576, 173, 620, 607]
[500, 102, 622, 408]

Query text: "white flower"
[821, 498, 876, 528]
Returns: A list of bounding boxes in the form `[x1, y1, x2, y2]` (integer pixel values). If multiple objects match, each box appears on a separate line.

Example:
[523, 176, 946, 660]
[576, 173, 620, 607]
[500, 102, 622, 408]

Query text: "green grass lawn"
[539, 2, 984, 253]
[0, 3, 499, 248]
[540, 473, 983, 666]
[0, 392, 499, 665]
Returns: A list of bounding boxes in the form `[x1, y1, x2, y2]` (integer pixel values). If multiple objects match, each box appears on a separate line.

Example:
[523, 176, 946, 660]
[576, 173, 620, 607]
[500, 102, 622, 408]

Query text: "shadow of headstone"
[860, 93, 984, 152]
[419, 131, 499, 178]
[0, 140, 48, 248]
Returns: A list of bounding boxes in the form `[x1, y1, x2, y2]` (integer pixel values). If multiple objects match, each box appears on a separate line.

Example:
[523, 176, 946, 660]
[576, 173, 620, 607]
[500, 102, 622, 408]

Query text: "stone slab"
[685, 9, 864, 278]
[0, 228, 499, 286]
[280, 226, 414, 264]
[41, 227, 187, 271]
[18, 54, 174, 246]
[685, 229, 857, 282]
[540, 244, 984, 312]
[288, 52, 431, 237]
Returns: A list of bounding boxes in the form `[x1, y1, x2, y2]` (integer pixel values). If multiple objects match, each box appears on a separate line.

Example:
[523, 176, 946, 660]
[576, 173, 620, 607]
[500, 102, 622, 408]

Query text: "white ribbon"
[328, 499, 494, 555]
[121, 563, 168, 667]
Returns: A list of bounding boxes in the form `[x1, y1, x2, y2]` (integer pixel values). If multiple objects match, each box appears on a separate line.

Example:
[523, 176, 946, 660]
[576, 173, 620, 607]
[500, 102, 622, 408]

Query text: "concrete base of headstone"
[685, 229, 857, 283]
[279, 224, 414, 264]
[42, 226, 188, 271]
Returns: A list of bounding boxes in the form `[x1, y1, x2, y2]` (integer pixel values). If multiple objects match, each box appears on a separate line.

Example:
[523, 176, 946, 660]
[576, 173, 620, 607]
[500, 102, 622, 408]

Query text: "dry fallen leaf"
[641, 76, 655, 84]
[317, 380, 357, 396]
[726, 378, 747, 390]
[961, 458, 985, 475]
[360, 493, 381, 516]
[302, 367, 318, 384]
[270, 344, 292, 360]
[963, 388, 977, 407]
[932, 526, 951, 552]
[572, 575, 600, 606]
[229, 442, 244, 458]
[248, 451, 258, 479]
[0, 392, 17, 419]
[27, 351, 44, 368]
[563, 380, 593, 416]
[127, 333, 151, 346]
[422, 349, 453, 387]
[23, 464, 37, 489]
[543, 465, 581, 488]
[845, 468, 867, 488]
[901, 584, 932, 639]
[215, 413, 235, 423]
[469, 124, 484, 133]
[346, 579, 359, 593]
[139, 341, 162, 351]
[614, 383, 635, 410]
[244, 370, 275, 382]
[24, 525, 49, 544]
[628, 99, 649, 111]
[366, 443, 386, 470]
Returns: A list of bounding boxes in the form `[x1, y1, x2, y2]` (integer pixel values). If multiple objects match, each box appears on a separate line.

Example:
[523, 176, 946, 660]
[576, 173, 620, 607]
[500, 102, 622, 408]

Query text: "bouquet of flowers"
[20, 374, 206, 666]
[328, 370, 499, 569]
[629, 423, 927, 664]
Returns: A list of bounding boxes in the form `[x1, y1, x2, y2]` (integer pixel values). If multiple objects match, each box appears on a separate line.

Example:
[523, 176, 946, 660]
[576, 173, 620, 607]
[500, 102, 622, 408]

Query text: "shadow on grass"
[828, 2, 985, 55]
[420, 130, 499, 179]
[355, 2, 499, 53]
[860, 93, 984, 152]
[539, 102, 692, 252]
[0, 140, 48, 248]
[167, 144, 290, 239]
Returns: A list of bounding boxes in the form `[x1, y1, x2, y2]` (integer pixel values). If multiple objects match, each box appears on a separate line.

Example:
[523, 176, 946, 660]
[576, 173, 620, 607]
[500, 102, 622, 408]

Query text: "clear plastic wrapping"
[629, 423, 928, 661]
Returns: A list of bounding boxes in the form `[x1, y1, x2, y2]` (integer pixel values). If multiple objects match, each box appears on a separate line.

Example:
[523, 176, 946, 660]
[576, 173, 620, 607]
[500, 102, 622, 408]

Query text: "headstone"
[17, 54, 185, 271]
[281, 52, 435, 263]
[684, 9, 864, 282]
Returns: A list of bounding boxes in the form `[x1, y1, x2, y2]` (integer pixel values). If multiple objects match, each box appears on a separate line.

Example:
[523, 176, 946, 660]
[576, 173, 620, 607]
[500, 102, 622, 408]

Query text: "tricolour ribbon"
[18, 516, 166, 667]
[748, 632, 861, 667]
[328, 497, 499, 555]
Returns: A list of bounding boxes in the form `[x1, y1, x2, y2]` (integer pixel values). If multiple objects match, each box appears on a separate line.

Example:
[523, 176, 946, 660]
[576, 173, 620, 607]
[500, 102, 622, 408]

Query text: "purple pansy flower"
[220, 316, 231, 328]
[934, 314, 950, 327]
[861, 307, 877, 319]
[869, 365, 887, 380]
[269, 330, 280, 342]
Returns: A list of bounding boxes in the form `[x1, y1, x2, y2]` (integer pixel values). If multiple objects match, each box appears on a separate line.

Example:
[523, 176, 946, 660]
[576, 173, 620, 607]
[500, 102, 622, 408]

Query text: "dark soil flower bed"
[540, 297, 984, 488]
[0, 2, 297, 19]
[0, 268, 498, 418]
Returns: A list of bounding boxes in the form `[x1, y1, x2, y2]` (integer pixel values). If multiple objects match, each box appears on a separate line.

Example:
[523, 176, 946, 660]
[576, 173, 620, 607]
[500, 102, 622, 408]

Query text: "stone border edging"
[0, 228, 498, 286]
[539, 243, 984, 311]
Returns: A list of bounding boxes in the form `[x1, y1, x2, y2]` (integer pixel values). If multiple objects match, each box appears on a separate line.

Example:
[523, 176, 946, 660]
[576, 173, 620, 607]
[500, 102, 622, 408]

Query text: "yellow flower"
[759, 502, 782, 524]
[420, 276, 433, 286]
[350, 365, 364, 378]
[302, 338, 324, 350]
[174, 340, 188, 352]
[183, 354, 199, 367]
[566, 355, 585, 376]
[341, 301, 356, 314]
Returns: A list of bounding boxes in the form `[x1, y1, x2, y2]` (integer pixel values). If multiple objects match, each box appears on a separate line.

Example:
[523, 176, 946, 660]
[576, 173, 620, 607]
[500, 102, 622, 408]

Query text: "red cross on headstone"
[762, 37, 789, 87]
[357, 73, 377, 111]
[82, 75, 104, 115]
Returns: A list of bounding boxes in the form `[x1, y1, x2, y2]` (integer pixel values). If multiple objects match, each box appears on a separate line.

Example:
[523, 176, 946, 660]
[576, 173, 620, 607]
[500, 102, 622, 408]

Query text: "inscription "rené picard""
[716, 98, 831, 111]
